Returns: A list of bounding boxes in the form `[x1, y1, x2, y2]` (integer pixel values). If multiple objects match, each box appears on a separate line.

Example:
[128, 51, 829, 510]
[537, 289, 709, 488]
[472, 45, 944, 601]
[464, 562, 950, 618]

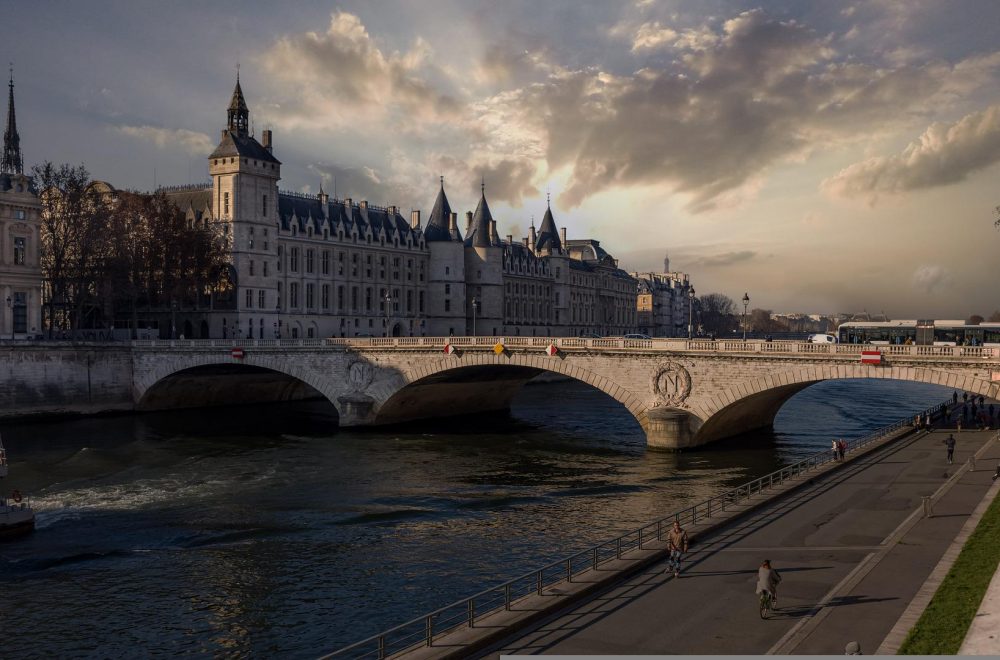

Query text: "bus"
[838, 320, 1000, 346]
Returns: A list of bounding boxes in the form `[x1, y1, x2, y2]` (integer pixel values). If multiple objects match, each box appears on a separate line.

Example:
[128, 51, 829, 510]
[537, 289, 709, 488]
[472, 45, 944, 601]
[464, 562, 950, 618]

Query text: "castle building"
[153, 77, 687, 339]
[0, 69, 42, 339]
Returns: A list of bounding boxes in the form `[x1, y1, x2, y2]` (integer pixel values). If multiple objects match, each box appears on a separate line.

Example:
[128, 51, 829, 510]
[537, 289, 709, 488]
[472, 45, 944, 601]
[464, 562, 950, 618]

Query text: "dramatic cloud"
[821, 104, 1000, 201]
[260, 11, 461, 130]
[912, 265, 952, 293]
[115, 125, 214, 157]
[494, 9, 1000, 211]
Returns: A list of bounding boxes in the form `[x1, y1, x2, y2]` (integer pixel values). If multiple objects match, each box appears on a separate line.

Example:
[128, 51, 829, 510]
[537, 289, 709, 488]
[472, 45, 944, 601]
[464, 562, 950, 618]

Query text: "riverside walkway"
[485, 427, 1000, 656]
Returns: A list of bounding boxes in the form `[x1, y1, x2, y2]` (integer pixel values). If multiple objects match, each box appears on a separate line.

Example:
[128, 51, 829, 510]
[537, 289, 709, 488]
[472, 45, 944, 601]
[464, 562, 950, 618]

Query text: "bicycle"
[759, 590, 774, 619]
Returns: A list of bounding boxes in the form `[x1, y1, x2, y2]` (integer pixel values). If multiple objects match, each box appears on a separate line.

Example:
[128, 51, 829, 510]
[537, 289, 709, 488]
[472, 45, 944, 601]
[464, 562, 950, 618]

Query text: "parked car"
[624, 333, 652, 340]
[808, 333, 838, 344]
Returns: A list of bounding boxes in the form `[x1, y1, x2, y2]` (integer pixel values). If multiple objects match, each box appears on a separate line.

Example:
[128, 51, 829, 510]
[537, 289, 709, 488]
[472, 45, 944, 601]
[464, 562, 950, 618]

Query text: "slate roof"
[276, 192, 421, 242]
[424, 181, 461, 242]
[535, 205, 561, 252]
[162, 187, 213, 222]
[209, 131, 281, 164]
[464, 191, 502, 248]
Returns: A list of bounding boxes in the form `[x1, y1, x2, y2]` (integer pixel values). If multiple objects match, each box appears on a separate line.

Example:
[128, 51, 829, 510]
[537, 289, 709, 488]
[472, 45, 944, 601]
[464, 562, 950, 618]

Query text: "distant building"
[632, 255, 692, 337]
[0, 70, 42, 338]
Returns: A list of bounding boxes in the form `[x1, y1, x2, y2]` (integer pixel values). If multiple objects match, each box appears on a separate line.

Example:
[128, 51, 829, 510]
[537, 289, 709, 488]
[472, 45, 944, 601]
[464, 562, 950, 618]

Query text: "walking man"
[666, 520, 689, 578]
[943, 434, 956, 465]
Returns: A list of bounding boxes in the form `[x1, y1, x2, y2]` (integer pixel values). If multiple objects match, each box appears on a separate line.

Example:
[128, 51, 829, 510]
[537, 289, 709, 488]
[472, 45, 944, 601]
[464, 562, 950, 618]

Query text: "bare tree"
[698, 293, 738, 335]
[989, 311, 1000, 322]
[967, 314, 984, 325]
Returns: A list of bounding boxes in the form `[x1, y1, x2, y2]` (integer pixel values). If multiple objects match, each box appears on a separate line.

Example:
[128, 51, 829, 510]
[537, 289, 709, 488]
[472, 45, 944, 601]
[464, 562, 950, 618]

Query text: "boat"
[0, 434, 35, 539]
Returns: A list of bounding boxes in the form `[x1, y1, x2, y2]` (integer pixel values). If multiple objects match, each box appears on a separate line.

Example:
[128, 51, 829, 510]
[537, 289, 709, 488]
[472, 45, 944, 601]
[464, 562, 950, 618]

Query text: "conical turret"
[535, 195, 561, 253]
[227, 71, 249, 137]
[425, 177, 461, 242]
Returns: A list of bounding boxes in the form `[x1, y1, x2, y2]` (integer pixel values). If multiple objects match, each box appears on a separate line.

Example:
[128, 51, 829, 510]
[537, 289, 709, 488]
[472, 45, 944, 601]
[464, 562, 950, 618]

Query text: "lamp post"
[687, 287, 695, 339]
[6, 296, 11, 341]
[471, 296, 480, 336]
[383, 291, 392, 337]
[274, 304, 281, 339]
[742, 292, 750, 341]
[171, 300, 178, 340]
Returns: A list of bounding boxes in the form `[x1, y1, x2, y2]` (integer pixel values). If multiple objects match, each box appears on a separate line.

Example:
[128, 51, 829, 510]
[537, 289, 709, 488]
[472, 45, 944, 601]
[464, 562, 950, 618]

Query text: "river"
[0, 378, 949, 657]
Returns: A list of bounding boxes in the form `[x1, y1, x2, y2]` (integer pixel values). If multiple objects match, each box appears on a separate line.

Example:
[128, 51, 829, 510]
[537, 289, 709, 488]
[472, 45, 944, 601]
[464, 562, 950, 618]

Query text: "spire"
[226, 67, 249, 136]
[535, 197, 562, 253]
[2, 64, 23, 175]
[424, 176, 460, 242]
[466, 181, 499, 248]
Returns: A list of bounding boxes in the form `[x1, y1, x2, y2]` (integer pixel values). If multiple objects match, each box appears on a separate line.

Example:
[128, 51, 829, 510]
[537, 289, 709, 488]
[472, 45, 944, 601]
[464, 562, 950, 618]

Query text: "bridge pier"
[644, 407, 698, 450]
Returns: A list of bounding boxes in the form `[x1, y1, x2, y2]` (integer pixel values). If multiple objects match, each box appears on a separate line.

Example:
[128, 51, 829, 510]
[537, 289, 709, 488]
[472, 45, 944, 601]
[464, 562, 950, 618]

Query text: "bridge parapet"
[130, 337, 1000, 361]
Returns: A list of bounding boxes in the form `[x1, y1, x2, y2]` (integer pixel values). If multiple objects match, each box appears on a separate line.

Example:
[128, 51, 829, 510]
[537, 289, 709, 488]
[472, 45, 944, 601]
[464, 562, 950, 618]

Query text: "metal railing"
[126, 337, 1000, 360]
[321, 400, 950, 659]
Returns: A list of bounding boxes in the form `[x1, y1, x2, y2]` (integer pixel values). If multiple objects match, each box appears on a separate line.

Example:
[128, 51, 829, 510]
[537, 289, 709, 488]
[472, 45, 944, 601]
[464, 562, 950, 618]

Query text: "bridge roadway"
[479, 427, 1000, 656]
[132, 337, 1000, 449]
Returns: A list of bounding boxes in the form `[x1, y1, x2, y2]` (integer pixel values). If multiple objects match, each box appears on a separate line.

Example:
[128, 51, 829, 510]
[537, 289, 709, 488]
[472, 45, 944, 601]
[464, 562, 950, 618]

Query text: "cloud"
[306, 162, 397, 205]
[116, 125, 213, 157]
[912, 265, 952, 293]
[631, 22, 678, 51]
[822, 104, 1000, 201]
[432, 155, 540, 207]
[688, 250, 757, 268]
[259, 11, 460, 130]
[490, 8, 999, 212]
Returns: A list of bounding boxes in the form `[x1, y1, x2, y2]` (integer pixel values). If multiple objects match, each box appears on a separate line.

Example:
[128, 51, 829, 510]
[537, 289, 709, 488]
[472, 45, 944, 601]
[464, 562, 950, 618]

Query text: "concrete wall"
[0, 344, 134, 417]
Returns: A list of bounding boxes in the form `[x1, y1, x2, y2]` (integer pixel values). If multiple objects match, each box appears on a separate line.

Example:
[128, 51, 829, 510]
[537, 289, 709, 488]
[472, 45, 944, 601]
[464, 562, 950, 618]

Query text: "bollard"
[922, 495, 933, 518]
[970, 456, 976, 472]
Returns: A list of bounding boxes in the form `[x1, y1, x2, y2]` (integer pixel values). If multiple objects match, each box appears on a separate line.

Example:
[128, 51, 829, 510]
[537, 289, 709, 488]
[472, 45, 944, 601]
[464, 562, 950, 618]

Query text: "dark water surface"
[0, 379, 949, 657]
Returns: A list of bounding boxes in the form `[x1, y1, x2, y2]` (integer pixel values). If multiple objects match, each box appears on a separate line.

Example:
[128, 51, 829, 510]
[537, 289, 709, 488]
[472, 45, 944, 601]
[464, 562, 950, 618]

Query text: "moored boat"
[0, 434, 35, 539]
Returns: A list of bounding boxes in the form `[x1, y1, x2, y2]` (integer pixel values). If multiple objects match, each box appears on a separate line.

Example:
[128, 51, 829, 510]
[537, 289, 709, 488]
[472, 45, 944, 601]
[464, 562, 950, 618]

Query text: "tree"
[698, 293, 738, 335]
[967, 314, 984, 325]
[987, 311, 1000, 322]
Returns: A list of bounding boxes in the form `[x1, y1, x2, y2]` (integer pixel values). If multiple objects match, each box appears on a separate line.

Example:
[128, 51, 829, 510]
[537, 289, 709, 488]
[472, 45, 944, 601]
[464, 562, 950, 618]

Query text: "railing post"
[425, 615, 433, 647]
[594, 546, 599, 569]
[537, 570, 543, 595]
[468, 599, 475, 627]
[378, 635, 385, 660]
[638, 527, 643, 549]
[566, 558, 573, 582]
[505, 584, 511, 611]
[707, 500, 712, 518]
[616, 537, 622, 559]
[657, 520, 662, 541]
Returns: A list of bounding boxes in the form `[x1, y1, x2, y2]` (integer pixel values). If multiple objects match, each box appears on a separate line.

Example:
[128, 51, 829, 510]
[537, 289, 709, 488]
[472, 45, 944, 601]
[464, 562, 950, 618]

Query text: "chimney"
[410, 210, 421, 229]
[522, 237, 529, 248]
[507, 234, 513, 245]
[359, 200, 368, 209]
[318, 188, 329, 215]
[465, 211, 473, 233]
[345, 197, 352, 211]
[560, 227, 567, 246]
[220, 129, 227, 141]
[449, 212, 458, 233]
[388, 205, 397, 216]
[489, 220, 497, 244]
[262, 129, 273, 152]
[529, 225, 537, 248]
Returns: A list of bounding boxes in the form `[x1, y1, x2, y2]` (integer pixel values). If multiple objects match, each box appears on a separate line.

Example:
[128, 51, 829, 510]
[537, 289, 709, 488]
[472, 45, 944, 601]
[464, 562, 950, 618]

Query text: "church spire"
[226, 67, 249, 137]
[2, 65, 23, 175]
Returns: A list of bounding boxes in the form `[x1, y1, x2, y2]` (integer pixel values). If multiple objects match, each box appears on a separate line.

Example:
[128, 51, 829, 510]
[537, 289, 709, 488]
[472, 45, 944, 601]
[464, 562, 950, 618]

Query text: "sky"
[5, 0, 1000, 318]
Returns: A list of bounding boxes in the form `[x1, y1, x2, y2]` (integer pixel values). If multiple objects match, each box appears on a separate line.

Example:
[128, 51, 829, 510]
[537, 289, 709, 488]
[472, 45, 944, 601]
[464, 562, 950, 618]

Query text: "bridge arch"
[691, 364, 1000, 446]
[372, 352, 649, 430]
[134, 354, 341, 415]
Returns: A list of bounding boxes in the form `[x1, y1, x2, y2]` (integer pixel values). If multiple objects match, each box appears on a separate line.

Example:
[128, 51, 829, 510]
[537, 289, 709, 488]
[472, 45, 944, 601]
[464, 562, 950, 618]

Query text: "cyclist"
[757, 559, 782, 607]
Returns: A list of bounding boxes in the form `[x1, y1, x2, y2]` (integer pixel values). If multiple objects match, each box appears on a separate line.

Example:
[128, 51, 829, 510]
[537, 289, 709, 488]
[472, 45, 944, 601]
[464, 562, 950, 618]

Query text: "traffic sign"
[231, 347, 245, 359]
[493, 342, 505, 355]
[545, 343, 558, 357]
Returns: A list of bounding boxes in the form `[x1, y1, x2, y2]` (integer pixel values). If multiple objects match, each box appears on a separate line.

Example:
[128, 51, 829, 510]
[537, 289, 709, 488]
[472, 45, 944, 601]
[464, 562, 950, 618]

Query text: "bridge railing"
[128, 337, 1000, 359]
[320, 399, 951, 660]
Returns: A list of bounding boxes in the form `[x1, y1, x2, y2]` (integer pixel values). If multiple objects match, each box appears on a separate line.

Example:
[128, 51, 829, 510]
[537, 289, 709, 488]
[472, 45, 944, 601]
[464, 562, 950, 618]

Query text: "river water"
[0, 379, 949, 657]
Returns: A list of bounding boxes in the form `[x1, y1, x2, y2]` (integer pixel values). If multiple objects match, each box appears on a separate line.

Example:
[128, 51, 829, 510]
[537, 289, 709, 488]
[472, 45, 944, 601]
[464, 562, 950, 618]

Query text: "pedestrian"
[963, 392, 969, 404]
[953, 391, 959, 405]
[832, 439, 840, 461]
[837, 439, 847, 461]
[943, 434, 956, 465]
[924, 412, 932, 429]
[666, 520, 688, 578]
[979, 395, 985, 407]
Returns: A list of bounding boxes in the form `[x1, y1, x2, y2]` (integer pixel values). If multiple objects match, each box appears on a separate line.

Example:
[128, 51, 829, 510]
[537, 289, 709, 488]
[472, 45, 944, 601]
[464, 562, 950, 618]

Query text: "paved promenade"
[488, 428, 1000, 656]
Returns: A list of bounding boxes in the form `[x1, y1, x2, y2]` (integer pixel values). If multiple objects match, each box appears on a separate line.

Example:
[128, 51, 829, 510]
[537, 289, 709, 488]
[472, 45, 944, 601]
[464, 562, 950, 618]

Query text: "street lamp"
[171, 300, 178, 340]
[742, 292, 750, 341]
[687, 287, 695, 339]
[383, 291, 392, 337]
[5, 296, 11, 341]
[471, 296, 480, 336]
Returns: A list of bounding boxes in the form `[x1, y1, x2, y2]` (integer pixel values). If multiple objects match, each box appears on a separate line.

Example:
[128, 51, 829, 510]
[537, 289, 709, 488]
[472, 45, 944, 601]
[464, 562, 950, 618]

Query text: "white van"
[808, 333, 838, 344]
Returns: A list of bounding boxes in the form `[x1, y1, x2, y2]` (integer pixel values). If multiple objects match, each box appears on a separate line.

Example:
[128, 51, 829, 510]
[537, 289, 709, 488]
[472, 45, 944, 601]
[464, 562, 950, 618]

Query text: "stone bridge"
[131, 337, 1000, 449]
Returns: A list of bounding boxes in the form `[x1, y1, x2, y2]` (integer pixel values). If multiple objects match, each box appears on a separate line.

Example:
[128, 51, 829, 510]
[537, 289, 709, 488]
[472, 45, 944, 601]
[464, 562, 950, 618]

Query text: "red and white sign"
[861, 350, 881, 365]
[231, 347, 245, 359]
[443, 343, 456, 355]
[545, 343, 558, 357]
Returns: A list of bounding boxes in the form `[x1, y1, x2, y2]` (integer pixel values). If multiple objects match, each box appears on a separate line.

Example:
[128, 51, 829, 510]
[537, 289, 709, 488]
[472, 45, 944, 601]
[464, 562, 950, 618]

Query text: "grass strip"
[898, 485, 1000, 654]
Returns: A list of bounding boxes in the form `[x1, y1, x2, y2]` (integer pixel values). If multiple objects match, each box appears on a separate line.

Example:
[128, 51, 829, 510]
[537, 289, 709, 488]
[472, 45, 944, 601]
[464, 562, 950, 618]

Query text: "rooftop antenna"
[547, 187, 550, 208]
[440, 174, 444, 189]
[481, 175, 485, 195]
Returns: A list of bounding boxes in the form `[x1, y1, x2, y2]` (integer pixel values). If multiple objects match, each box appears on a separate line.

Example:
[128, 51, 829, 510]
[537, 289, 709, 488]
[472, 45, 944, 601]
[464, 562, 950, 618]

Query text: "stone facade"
[633, 268, 692, 337]
[156, 78, 663, 339]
